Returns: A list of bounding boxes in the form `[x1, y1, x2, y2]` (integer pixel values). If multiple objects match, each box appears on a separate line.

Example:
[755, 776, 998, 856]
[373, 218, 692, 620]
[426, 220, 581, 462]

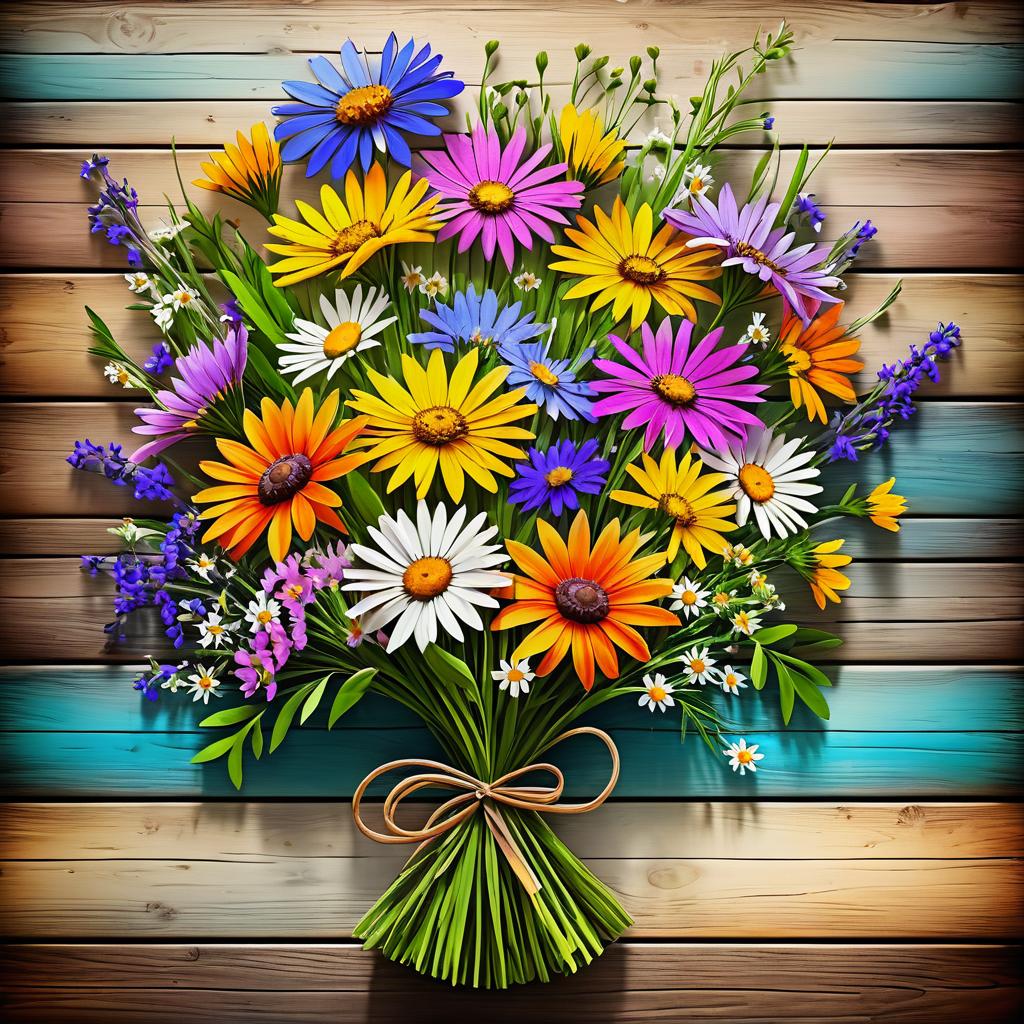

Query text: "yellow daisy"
[806, 539, 852, 609]
[611, 448, 737, 566]
[192, 122, 282, 221]
[346, 347, 537, 501]
[266, 162, 440, 287]
[559, 104, 626, 187]
[550, 198, 722, 331]
[866, 478, 907, 532]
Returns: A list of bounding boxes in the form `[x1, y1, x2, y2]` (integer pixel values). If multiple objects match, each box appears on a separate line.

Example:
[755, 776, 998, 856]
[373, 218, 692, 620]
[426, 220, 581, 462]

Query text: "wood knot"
[897, 805, 925, 826]
[107, 11, 157, 50]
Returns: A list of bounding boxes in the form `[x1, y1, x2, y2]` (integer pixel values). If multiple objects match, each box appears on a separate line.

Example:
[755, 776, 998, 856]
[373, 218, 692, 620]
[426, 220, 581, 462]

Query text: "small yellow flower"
[192, 123, 282, 220]
[866, 478, 907, 532]
[559, 104, 626, 187]
[807, 539, 852, 609]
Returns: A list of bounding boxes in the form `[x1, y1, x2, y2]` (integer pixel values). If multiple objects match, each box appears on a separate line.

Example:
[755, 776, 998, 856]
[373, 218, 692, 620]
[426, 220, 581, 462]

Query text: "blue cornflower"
[763, 115, 775, 130]
[273, 34, 464, 178]
[828, 433, 859, 462]
[80, 154, 109, 179]
[500, 337, 597, 422]
[133, 462, 175, 502]
[219, 298, 244, 326]
[793, 192, 826, 233]
[408, 284, 548, 353]
[144, 342, 173, 375]
[509, 439, 610, 515]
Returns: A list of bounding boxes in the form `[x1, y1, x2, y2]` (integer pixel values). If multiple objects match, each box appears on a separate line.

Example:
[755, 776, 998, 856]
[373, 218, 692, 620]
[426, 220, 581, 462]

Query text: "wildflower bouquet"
[76, 26, 961, 988]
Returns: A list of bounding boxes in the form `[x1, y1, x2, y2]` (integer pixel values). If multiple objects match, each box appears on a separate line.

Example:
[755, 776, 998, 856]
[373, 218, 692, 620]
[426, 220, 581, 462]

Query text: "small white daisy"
[742, 312, 771, 346]
[492, 659, 534, 698]
[670, 576, 710, 619]
[514, 269, 542, 292]
[639, 673, 676, 713]
[676, 162, 713, 204]
[749, 568, 770, 590]
[150, 297, 175, 331]
[188, 552, 218, 582]
[103, 362, 137, 389]
[343, 501, 511, 654]
[731, 609, 762, 636]
[681, 646, 719, 686]
[124, 271, 153, 294]
[148, 219, 190, 242]
[419, 271, 448, 299]
[279, 285, 397, 384]
[719, 666, 748, 696]
[197, 611, 234, 649]
[246, 593, 281, 633]
[711, 590, 736, 614]
[169, 286, 199, 312]
[722, 738, 764, 775]
[186, 664, 223, 704]
[701, 429, 824, 541]
[400, 262, 425, 292]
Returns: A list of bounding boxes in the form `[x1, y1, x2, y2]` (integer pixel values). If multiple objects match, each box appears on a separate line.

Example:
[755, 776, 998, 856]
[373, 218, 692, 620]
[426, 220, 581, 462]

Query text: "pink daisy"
[415, 125, 584, 269]
[591, 317, 767, 451]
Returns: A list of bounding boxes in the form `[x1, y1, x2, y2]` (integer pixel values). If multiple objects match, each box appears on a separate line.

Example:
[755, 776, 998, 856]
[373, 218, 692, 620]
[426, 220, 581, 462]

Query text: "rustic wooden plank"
[3, 801, 1019, 861]
[4, 272, 1016, 399]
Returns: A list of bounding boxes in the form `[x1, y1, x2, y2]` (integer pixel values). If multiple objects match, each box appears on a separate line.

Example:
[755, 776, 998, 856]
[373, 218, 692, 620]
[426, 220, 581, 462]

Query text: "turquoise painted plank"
[1, 728, 1015, 798]
[0, 45, 1020, 101]
[2, 666, 1021, 734]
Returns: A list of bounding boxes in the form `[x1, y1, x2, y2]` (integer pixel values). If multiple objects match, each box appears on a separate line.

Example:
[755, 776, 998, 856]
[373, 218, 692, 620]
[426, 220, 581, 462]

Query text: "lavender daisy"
[509, 439, 609, 515]
[499, 336, 597, 422]
[408, 284, 548, 353]
[664, 183, 840, 321]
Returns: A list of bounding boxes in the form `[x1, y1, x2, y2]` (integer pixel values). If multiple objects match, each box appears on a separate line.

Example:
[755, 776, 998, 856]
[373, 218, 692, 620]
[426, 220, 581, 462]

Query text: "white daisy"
[514, 269, 542, 292]
[343, 501, 511, 653]
[675, 162, 713, 204]
[719, 665, 748, 696]
[188, 552, 218, 582]
[681, 646, 719, 686]
[639, 673, 676, 713]
[103, 362, 137, 389]
[169, 286, 199, 312]
[245, 593, 281, 633]
[197, 611, 235, 649]
[722, 738, 765, 775]
[492, 659, 534, 698]
[150, 297, 175, 331]
[670, 576, 709, 619]
[731, 609, 762, 636]
[279, 285, 397, 384]
[148, 219, 190, 242]
[711, 589, 736, 614]
[400, 262, 425, 292]
[124, 271, 153, 294]
[186, 664, 223, 704]
[419, 271, 448, 299]
[742, 312, 771, 346]
[701, 429, 823, 540]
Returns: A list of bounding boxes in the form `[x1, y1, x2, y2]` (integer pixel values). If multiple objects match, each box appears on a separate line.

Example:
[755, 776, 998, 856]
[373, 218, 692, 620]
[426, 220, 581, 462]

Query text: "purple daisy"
[130, 324, 248, 462]
[664, 183, 840, 321]
[415, 125, 584, 269]
[591, 317, 767, 451]
[509, 438, 610, 516]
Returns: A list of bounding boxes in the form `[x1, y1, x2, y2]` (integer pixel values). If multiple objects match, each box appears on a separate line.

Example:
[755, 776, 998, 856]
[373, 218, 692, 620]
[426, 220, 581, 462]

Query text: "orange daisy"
[491, 510, 680, 690]
[194, 388, 367, 562]
[806, 538, 853, 609]
[779, 301, 864, 422]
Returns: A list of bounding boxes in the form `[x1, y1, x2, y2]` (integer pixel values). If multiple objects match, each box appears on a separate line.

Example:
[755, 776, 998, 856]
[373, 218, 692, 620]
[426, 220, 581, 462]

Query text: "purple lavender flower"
[144, 342, 173, 375]
[132, 462, 176, 502]
[131, 324, 248, 461]
[235, 632, 281, 700]
[84, 156, 145, 265]
[262, 554, 316, 616]
[219, 298, 244, 327]
[508, 438, 610, 515]
[792, 192, 826, 233]
[664, 182, 840, 321]
[307, 542, 349, 590]
[763, 115, 775, 130]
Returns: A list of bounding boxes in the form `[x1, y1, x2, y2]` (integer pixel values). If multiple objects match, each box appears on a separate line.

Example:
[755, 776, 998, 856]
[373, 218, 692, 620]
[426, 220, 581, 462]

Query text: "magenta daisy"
[591, 317, 767, 451]
[664, 183, 840, 321]
[415, 125, 584, 270]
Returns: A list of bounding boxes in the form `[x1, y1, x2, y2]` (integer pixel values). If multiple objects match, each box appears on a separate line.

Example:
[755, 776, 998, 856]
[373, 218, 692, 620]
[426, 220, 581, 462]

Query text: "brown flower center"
[258, 453, 313, 506]
[402, 556, 453, 600]
[468, 180, 515, 214]
[412, 405, 468, 446]
[651, 373, 696, 406]
[322, 321, 363, 359]
[618, 254, 664, 285]
[554, 577, 609, 624]
[330, 219, 380, 256]
[738, 463, 776, 503]
[659, 493, 697, 525]
[335, 84, 393, 126]
[733, 240, 784, 274]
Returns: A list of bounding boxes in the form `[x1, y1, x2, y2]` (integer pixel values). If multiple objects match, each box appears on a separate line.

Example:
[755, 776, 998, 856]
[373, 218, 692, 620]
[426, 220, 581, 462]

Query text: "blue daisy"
[500, 338, 597, 422]
[509, 439, 610, 516]
[273, 34, 464, 179]
[409, 285, 549, 353]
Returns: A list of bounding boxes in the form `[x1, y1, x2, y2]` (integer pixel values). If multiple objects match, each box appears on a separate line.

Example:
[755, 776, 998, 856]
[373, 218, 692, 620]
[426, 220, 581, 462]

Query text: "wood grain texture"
[3, 944, 1020, 1023]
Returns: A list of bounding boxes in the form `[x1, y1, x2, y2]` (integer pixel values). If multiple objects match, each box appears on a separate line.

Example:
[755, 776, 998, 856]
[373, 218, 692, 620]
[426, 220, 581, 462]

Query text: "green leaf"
[423, 644, 476, 692]
[270, 682, 316, 753]
[750, 642, 767, 690]
[220, 270, 287, 344]
[227, 731, 246, 790]
[300, 677, 329, 724]
[777, 653, 834, 689]
[343, 470, 386, 532]
[328, 668, 377, 728]
[199, 704, 260, 728]
[750, 624, 797, 646]
[251, 718, 264, 759]
[789, 668, 831, 720]
[190, 732, 240, 764]
[773, 656, 796, 724]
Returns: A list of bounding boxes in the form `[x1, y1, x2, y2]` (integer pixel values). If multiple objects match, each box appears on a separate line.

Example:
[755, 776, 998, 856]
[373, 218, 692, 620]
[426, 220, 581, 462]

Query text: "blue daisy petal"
[408, 285, 548, 354]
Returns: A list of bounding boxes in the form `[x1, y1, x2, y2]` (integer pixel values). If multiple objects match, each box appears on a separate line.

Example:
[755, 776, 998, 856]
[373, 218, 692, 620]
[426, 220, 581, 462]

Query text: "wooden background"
[1, 1, 1022, 1019]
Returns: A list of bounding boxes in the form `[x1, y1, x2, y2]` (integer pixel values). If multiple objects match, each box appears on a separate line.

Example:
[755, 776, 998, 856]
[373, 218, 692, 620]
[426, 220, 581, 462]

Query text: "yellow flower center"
[207, 624, 224, 635]
[690, 659, 706, 674]
[545, 466, 574, 487]
[322, 321, 363, 359]
[468, 180, 515, 214]
[402, 556, 453, 600]
[507, 668, 525, 683]
[782, 343, 812, 375]
[659, 492, 697, 525]
[648, 685, 667, 702]
[257, 610, 273, 624]
[330, 219, 380, 256]
[738, 463, 776, 503]
[530, 361, 559, 386]
[714, 592, 730, 605]
[689, 177, 704, 194]
[737, 748, 754, 764]
[412, 405, 469, 446]
[733, 240, 784, 274]
[117, 369, 130, 385]
[618, 254, 665, 285]
[335, 84, 393, 126]
[285, 583, 304, 600]
[651, 373, 697, 406]
[725, 674, 737, 688]
[681, 589, 697, 605]
[198, 675, 215, 690]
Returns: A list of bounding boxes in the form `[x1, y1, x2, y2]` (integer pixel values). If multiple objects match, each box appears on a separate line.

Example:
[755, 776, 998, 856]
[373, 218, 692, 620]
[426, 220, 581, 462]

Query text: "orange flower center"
[554, 577, 609, 624]
[681, 589, 698, 605]
[335, 84, 393, 126]
[782, 343, 812, 375]
[738, 463, 776, 503]
[690, 658, 706, 674]
[197, 675, 215, 690]
[725, 674, 738, 688]
[412, 405, 468, 446]
[659, 492, 696, 525]
[618, 253, 664, 285]
[545, 466, 574, 487]
[733, 240, 784, 274]
[530, 361, 559, 386]
[323, 321, 363, 359]
[507, 668, 525, 683]
[330, 219, 380, 256]
[468, 180, 515, 214]
[402, 556, 453, 600]
[736, 748, 754, 764]
[651, 373, 696, 406]
[648, 685, 667, 702]
[258, 453, 313, 506]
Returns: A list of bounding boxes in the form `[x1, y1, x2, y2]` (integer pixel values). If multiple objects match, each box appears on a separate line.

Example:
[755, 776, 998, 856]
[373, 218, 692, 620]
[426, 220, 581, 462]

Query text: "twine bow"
[351, 726, 620, 895]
